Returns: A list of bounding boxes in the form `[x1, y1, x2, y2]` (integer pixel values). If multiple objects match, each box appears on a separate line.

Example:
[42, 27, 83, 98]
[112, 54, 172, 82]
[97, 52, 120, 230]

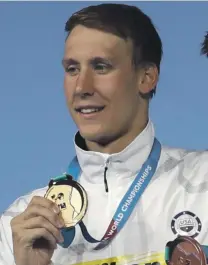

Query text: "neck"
[85, 115, 149, 154]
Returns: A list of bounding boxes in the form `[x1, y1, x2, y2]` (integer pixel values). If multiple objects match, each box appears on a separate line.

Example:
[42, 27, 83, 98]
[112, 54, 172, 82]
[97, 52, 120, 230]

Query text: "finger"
[29, 196, 60, 214]
[24, 216, 64, 243]
[23, 204, 65, 229]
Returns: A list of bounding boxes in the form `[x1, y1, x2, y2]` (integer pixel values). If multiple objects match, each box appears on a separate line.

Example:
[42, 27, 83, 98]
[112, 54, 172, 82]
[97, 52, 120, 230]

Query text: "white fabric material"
[1, 120, 208, 265]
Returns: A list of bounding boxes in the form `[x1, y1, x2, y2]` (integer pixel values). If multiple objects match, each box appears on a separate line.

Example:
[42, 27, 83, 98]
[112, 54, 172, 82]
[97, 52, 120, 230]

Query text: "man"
[1, 3, 208, 265]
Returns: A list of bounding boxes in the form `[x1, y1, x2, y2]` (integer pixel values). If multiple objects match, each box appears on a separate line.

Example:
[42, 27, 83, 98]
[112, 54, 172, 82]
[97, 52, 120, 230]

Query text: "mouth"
[58, 203, 66, 209]
[75, 106, 105, 115]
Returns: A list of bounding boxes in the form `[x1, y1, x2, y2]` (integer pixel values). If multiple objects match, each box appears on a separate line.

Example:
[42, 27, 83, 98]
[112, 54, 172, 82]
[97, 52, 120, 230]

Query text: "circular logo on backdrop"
[171, 211, 202, 238]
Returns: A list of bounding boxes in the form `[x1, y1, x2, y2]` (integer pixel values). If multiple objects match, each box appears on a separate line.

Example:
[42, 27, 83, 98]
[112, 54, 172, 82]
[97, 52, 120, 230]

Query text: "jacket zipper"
[104, 159, 109, 192]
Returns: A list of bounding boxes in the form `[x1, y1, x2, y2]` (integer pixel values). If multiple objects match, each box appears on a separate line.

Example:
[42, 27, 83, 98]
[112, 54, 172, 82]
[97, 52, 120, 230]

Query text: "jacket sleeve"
[0, 187, 51, 265]
[0, 187, 59, 265]
[0, 213, 16, 265]
[0, 194, 32, 265]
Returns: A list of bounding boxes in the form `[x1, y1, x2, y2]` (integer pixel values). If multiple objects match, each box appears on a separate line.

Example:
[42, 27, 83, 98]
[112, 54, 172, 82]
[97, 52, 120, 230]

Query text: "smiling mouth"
[75, 106, 105, 114]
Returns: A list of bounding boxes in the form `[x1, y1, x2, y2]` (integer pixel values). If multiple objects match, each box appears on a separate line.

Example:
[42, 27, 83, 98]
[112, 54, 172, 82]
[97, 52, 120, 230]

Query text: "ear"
[137, 64, 159, 94]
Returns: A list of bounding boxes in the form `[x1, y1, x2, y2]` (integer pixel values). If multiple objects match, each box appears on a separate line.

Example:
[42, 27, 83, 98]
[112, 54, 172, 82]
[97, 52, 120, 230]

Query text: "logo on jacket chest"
[171, 211, 202, 238]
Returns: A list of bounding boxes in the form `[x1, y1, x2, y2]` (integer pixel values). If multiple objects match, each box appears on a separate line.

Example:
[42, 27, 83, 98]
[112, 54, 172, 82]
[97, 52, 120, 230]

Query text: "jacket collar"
[74, 120, 155, 183]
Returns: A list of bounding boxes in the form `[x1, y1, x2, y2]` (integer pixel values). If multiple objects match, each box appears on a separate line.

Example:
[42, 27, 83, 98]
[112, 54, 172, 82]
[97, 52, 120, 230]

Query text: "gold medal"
[45, 174, 88, 228]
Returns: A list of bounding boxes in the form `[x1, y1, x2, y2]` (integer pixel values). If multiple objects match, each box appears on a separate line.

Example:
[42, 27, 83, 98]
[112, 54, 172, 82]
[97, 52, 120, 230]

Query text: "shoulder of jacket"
[162, 145, 208, 165]
[159, 145, 208, 182]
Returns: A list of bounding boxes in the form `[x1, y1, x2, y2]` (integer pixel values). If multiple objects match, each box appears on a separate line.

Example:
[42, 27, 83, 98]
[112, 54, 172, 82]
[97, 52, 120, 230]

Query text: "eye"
[57, 193, 64, 199]
[94, 64, 112, 74]
[65, 66, 79, 76]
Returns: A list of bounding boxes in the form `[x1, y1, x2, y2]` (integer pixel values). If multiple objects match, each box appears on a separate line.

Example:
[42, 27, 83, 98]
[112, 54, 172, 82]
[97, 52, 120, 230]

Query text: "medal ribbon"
[64, 137, 161, 250]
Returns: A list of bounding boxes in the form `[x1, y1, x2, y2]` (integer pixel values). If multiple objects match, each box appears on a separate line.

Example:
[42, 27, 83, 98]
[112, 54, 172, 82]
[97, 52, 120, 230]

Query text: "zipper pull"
[104, 159, 109, 192]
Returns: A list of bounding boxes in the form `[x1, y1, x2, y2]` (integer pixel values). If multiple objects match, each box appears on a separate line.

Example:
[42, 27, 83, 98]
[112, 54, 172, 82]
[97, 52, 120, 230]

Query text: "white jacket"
[1, 120, 208, 265]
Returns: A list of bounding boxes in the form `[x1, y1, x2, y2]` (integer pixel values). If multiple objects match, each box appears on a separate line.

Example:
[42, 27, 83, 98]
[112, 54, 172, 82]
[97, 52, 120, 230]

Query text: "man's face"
[63, 25, 147, 145]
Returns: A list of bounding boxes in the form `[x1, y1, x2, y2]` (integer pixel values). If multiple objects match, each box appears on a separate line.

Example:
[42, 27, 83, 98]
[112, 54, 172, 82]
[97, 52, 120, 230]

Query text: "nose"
[75, 68, 94, 97]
